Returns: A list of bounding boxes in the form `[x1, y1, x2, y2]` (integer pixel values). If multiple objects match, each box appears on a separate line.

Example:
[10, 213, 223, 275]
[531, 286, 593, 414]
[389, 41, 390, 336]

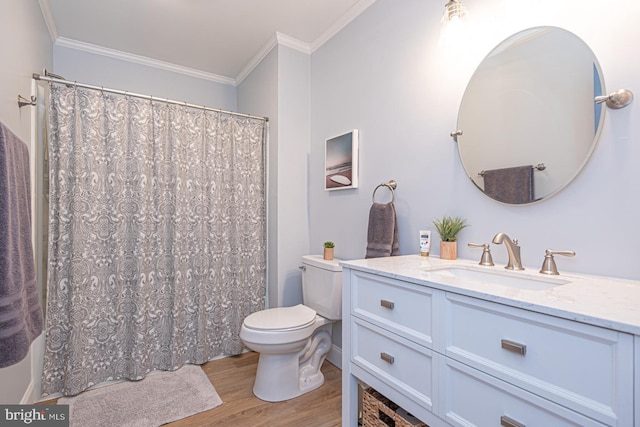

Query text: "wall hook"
[595, 89, 633, 109]
[18, 95, 37, 108]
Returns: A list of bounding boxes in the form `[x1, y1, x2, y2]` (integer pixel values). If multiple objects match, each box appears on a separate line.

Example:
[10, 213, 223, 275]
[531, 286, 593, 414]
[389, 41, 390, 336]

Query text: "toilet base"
[252, 324, 332, 402]
[253, 353, 326, 402]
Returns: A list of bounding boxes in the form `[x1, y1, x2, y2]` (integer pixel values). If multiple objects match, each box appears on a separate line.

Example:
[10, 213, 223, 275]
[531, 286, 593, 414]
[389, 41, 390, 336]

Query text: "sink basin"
[425, 266, 570, 291]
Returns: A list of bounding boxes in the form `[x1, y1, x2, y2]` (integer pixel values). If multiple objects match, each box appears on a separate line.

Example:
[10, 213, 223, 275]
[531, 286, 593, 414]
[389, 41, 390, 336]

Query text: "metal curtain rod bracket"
[43, 69, 66, 80]
[372, 179, 397, 203]
[32, 72, 269, 122]
[18, 95, 37, 108]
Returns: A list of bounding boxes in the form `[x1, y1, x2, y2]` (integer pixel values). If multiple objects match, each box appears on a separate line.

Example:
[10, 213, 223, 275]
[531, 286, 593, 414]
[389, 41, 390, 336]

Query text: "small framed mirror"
[455, 26, 605, 204]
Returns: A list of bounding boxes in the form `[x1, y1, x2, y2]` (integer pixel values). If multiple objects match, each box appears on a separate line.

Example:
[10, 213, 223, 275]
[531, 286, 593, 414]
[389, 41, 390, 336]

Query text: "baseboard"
[326, 344, 342, 370]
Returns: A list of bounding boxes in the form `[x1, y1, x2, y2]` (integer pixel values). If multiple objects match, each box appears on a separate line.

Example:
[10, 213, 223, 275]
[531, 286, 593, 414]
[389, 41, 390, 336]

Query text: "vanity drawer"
[440, 357, 606, 427]
[444, 293, 634, 426]
[352, 317, 434, 411]
[351, 271, 437, 348]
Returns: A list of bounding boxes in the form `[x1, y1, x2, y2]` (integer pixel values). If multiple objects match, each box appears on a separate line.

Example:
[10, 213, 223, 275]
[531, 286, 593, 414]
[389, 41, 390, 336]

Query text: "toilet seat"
[243, 304, 317, 331]
[240, 304, 322, 346]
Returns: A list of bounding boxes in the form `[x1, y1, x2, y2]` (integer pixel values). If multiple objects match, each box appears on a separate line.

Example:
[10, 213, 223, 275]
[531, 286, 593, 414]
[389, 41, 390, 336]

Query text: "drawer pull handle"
[380, 352, 395, 364]
[380, 300, 395, 309]
[501, 339, 527, 355]
[501, 415, 526, 427]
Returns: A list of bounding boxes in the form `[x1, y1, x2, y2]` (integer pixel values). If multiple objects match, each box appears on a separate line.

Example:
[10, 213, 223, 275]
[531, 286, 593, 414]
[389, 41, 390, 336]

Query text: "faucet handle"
[539, 249, 576, 275]
[468, 243, 495, 266]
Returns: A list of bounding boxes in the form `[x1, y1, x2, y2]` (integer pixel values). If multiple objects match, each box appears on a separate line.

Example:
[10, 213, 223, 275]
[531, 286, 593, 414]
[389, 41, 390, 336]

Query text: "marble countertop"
[340, 255, 640, 336]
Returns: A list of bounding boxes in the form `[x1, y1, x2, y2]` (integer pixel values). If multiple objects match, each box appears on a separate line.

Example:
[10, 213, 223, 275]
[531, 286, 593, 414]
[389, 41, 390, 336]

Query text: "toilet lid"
[244, 304, 317, 331]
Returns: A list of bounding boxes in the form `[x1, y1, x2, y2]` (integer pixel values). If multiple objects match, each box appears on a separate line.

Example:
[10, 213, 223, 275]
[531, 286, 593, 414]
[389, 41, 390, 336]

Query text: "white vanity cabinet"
[341, 258, 637, 427]
[348, 270, 441, 422]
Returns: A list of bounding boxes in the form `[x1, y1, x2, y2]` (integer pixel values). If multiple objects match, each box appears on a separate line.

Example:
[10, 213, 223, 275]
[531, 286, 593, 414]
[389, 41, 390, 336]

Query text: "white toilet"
[240, 255, 342, 402]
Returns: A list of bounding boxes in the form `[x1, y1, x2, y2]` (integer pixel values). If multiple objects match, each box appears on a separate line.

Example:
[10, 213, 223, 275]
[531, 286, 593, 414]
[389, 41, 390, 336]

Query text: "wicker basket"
[362, 387, 429, 427]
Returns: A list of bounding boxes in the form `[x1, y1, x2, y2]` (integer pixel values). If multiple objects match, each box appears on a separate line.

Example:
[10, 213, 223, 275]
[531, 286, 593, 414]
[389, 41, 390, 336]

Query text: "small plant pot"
[440, 241, 457, 260]
[323, 247, 334, 260]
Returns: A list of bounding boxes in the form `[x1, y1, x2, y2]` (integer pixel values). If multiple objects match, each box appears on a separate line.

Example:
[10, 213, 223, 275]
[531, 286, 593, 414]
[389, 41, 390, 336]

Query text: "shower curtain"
[41, 83, 266, 396]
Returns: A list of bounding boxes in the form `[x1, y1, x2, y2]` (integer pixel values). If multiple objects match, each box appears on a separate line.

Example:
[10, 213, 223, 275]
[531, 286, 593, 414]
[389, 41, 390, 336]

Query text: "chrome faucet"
[492, 232, 524, 270]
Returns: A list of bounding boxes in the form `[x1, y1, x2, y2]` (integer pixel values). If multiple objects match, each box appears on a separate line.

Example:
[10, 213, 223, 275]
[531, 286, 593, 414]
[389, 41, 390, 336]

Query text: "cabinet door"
[440, 357, 607, 427]
[444, 293, 634, 426]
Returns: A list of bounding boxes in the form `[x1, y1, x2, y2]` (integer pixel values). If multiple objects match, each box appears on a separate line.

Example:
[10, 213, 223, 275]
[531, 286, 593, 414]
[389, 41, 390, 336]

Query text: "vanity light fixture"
[439, 0, 469, 48]
[595, 89, 634, 109]
[442, 0, 467, 22]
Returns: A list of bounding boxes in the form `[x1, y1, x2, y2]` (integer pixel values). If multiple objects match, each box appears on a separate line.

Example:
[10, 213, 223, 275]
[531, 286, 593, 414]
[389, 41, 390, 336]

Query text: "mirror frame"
[455, 26, 606, 205]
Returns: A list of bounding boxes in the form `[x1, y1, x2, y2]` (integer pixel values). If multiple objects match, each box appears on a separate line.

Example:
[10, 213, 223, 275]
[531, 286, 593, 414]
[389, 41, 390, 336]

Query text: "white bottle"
[419, 230, 431, 256]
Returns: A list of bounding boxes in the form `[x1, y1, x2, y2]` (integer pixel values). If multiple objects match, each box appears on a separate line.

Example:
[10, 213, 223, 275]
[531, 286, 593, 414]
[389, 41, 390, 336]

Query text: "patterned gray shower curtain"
[41, 83, 266, 396]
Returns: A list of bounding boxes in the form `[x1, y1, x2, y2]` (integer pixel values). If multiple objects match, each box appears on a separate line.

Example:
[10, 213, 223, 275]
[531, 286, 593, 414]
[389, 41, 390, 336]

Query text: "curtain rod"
[32, 73, 269, 122]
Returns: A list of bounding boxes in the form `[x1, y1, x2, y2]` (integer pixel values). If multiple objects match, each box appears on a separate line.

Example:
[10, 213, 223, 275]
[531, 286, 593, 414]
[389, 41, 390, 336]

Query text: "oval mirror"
[456, 26, 605, 204]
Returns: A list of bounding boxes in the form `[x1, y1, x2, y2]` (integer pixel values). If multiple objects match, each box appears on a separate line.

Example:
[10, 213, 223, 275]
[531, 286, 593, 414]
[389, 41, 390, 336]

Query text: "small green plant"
[323, 241, 335, 249]
[433, 216, 469, 242]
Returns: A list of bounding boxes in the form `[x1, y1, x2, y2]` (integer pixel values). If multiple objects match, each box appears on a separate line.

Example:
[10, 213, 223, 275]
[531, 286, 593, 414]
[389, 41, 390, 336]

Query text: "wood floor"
[40, 352, 343, 426]
[166, 352, 342, 427]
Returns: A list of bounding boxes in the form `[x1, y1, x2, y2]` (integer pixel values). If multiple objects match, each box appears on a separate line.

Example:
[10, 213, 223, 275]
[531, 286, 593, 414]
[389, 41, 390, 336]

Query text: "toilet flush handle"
[298, 266, 306, 271]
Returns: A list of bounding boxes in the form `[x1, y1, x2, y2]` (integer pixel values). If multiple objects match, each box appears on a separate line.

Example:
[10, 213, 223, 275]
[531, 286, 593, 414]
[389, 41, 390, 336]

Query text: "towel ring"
[372, 180, 397, 203]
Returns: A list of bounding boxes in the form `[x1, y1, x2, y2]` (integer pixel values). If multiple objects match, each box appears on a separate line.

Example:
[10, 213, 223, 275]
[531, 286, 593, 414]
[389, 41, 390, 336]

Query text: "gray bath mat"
[58, 365, 222, 427]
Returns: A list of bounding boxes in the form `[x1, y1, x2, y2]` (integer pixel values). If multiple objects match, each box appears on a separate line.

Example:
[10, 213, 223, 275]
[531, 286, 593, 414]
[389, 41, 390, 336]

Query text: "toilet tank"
[301, 255, 342, 320]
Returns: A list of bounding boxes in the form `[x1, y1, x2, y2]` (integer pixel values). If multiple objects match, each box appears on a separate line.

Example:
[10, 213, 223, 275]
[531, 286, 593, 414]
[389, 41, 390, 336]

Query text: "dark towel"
[0, 121, 43, 368]
[365, 202, 400, 258]
[483, 165, 534, 204]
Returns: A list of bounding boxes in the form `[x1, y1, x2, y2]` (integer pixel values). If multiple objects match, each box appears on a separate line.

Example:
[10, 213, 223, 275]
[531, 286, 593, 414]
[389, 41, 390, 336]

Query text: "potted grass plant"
[323, 241, 335, 260]
[433, 215, 468, 260]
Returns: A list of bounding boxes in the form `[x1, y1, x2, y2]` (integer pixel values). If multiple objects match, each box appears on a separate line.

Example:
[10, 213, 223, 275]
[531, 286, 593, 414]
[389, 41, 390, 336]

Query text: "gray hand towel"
[0, 121, 43, 368]
[365, 202, 400, 258]
[483, 165, 534, 204]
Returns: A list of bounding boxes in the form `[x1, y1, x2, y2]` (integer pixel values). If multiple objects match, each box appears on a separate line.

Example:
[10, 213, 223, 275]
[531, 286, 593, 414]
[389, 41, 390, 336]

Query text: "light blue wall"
[238, 45, 311, 309]
[54, 45, 237, 111]
[275, 46, 311, 307]
[0, 0, 52, 405]
[309, 0, 640, 280]
[238, 47, 280, 307]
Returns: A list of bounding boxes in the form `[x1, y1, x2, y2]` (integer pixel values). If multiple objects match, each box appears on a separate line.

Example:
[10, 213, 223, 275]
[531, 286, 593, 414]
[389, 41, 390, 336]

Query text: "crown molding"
[55, 37, 237, 87]
[310, 0, 376, 52]
[44, 0, 376, 88]
[236, 0, 375, 84]
[276, 32, 311, 54]
[235, 33, 278, 86]
[234, 32, 311, 86]
[38, 0, 59, 42]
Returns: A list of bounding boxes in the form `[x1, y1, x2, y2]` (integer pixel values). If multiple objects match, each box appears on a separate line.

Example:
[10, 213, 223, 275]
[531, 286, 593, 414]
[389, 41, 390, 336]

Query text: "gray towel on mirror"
[0, 121, 43, 368]
[483, 165, 534, 204]
[365, 202, 400, 258]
